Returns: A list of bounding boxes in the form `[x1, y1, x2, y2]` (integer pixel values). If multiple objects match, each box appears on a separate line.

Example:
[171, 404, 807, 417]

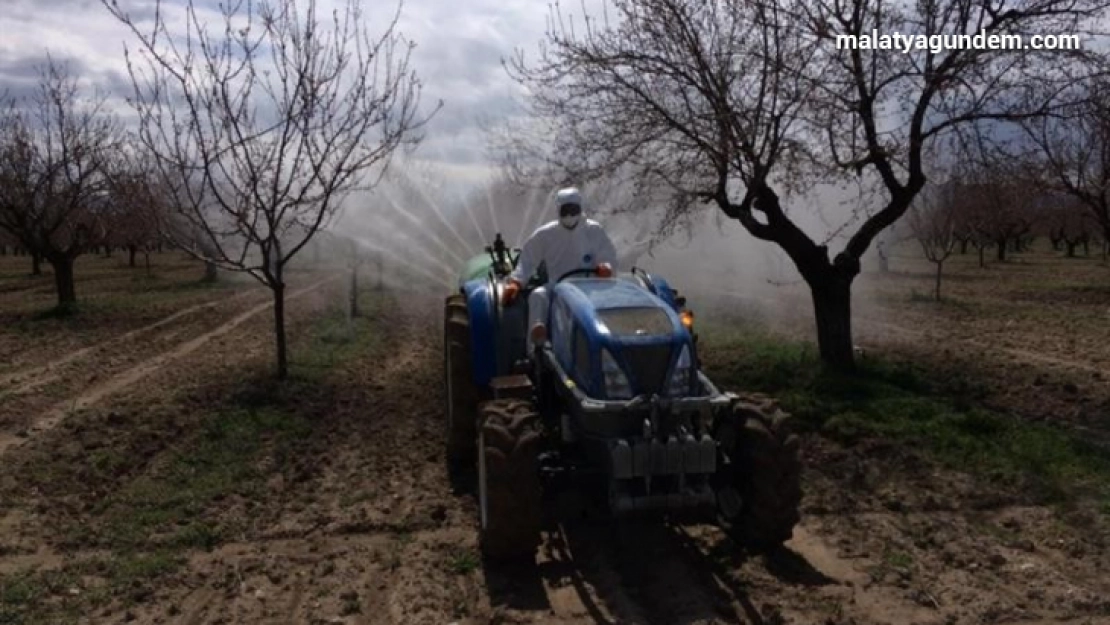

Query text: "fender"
[646, 275, 679, 311]
[463, 278, 497, 387]
[626, 270, 680, 312]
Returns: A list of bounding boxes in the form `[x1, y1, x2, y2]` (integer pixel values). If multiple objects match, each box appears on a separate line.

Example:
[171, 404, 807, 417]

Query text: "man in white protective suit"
[502, 187, 618, 349]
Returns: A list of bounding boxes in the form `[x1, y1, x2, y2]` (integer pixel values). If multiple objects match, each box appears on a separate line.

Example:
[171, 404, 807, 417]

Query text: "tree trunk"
[978, 244, 986, 268]
[51, 255, 77, 310]
[959, 238, 969, 255]
[203, 260, 218, 282]
[810, 273, 855, 371]
[996, 239, 1007, 262]
[273, 281, 288, 379]
[934, 261, 943, 301]
[31, 252, 42, 276]
[104, 246, 112, 258]
[1082, 239, 1090, 256]
[128, 245, 137, 268]
[1066, 241, 1077, 257]
[145, 251, 152, 275]
[349, 263, 360, 318]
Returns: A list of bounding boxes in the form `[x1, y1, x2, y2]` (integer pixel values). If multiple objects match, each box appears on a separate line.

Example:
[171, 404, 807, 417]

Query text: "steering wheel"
[556, 267, 601, 282]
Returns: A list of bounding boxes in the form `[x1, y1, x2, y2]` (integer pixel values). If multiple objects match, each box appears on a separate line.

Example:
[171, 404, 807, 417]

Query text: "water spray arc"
[484, 179, 501, 240]
[354, 238, 453, 290]
[392, 170, 480, 258]
[377, 186, 470, 268]
[516, 185, 551, 244]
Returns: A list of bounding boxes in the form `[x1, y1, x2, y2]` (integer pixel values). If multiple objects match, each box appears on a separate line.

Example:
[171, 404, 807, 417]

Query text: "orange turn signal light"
[596, 262, 613, 278]
[680, 310, 694, 329]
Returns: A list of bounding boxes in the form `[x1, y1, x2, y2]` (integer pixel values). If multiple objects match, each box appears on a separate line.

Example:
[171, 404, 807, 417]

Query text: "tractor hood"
[555, 279, 685, 333]
[552, 278, 695, 398]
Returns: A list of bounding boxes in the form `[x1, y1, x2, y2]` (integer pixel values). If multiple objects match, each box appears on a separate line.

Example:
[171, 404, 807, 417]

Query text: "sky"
[0, 0, 596, 190]
[5, 0, 1096, 289]
[0, 0, 891, 293]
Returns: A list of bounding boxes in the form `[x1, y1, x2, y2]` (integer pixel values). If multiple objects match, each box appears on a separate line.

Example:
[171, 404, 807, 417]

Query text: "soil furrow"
[0, 288, 261, 395]
[0, 279, 335, 458]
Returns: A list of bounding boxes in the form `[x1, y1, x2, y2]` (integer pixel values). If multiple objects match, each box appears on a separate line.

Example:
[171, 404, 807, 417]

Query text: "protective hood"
[555, 187, 585, 210]
[556, 187, 585, 230]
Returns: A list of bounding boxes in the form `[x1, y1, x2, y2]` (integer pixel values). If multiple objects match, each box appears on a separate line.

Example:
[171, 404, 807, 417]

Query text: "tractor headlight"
[601, 349, 633, 400]
[667, 345, 692, 397]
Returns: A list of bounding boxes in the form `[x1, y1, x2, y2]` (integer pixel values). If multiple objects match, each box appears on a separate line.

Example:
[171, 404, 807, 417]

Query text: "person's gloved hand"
[502, 279, 521, 306]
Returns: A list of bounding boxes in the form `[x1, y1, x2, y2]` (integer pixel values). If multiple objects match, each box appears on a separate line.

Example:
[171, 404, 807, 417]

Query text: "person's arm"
[511, 230, 539, 284]
[593, 226, 619, 272]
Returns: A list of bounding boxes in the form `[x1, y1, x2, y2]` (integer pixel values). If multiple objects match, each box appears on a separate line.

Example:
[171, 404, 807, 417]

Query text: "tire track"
[556, 522, 729, 624]
[0, 288, 260, 395]
[0, 279, 336, 458]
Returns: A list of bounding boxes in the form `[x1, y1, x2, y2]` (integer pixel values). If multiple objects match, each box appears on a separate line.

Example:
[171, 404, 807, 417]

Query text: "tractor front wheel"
[712, 393, 802, 553]
[478, 399, 542, 560]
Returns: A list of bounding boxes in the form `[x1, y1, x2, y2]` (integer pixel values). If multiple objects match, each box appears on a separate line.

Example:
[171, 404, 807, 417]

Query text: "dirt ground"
[1, 249, 1109, 624]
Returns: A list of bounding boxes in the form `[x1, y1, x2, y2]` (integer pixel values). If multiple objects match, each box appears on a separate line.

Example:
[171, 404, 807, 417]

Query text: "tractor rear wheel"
[478, 399, 542, 560]
[444, 294, 477, 466]
[713, 393, 802, 553]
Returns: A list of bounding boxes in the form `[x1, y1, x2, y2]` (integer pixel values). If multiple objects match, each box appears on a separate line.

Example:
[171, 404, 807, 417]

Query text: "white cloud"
[0, 0, 600, 189]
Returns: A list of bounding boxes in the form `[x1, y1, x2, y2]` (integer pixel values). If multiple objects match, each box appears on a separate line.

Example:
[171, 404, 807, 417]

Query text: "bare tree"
[959, 163, 1040, 263]
[1037, 193, 1095, 257]
[0, 58, 122, 310]
[909, 182, 959, 301]
[951, 195, 993, 268]
[0, 227, 38, 271]
[102, 0, 432, 377]
[1022, 78, 1110, 256]
[103, 158, 166, 271]
[506, 0, 1107, 370]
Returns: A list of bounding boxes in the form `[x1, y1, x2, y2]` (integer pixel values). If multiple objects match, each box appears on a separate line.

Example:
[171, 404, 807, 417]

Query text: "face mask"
[560, 214, 581, 229]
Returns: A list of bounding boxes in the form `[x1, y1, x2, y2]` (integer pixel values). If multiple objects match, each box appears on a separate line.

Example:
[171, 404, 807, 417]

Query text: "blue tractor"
[444, 234, 801, 559]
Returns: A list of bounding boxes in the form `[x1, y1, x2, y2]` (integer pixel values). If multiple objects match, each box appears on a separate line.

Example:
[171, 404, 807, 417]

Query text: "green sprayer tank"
[457, 234, 517, 289]
[458, 254, 495, 289]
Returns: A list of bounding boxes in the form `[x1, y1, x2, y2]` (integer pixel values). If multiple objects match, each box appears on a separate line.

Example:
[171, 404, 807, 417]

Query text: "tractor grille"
[621, 344, 673, 395]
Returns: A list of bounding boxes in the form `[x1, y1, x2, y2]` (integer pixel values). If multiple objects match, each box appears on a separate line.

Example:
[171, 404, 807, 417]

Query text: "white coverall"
[511, 218, 619, 350]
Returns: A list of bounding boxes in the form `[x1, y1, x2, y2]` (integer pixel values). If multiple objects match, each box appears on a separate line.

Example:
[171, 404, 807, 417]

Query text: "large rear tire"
[444, 294, 477, 466]
[478, 399, 542, 561]
[713, 393, 802, 553]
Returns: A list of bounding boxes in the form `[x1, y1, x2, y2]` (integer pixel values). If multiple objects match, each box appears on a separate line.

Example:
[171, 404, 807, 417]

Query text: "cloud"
[0, 0, 591, 190]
